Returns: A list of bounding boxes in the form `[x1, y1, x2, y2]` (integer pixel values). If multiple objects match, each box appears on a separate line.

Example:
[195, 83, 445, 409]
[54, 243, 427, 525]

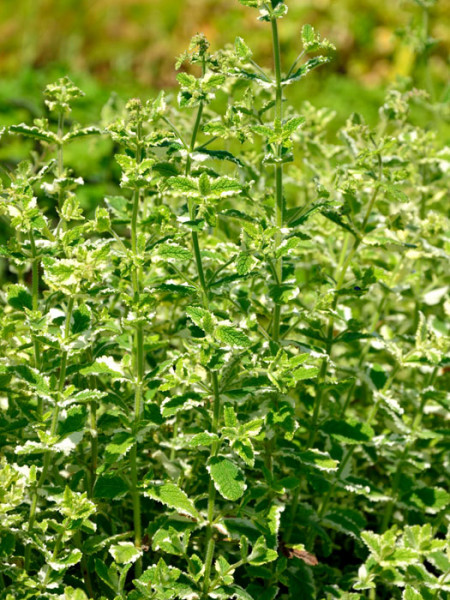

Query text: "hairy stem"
[56, 110, 65, 223]
[130, 116, 144, 577]
[181, 63, 224, 594]
[202, 371, 221, 598]
[270, 15, 284, 343]
[29, 229, 42, 419]
[87, 360, 98, 497]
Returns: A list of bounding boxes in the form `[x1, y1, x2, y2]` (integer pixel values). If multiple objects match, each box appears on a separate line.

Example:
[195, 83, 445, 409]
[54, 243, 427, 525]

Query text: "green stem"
[129, 118, 145, 576]
[42, 531, 63, 587]
[88, 367, 98, 498]
[131, 188, 141, 292]
[29, 229, 42, 419]
[270, 15, 284, 343]
[191, 231, 208, 301]
[25, 296, 74, 571]
[130, 248, 145, 577]
[186, 102, 204, 177]
[183, 82, 223, 592]
[186, 96, 208, 304]
[202, 371, 221, 598]
[56, 110, 65, 218]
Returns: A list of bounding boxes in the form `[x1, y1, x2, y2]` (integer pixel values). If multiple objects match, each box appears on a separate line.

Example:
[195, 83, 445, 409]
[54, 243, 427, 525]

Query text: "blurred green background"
[0, 0, 448, 129]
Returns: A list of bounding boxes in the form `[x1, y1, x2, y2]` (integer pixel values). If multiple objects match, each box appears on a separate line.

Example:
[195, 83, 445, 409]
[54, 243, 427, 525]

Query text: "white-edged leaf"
[109, 541, 142, 565]
[207, 456, 246, 501]
[189, 432, 219, 447]
[143, 482, 199, 519]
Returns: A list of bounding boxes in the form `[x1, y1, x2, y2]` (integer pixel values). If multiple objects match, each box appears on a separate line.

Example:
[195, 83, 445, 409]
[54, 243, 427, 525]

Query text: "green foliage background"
[1, 0, 449, 121]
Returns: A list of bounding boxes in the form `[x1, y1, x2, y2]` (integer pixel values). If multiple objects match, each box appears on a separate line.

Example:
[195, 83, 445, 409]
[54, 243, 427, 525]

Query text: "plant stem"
[186, 88, 208, 304]
[181, 66, 224, 594]
[130, 116, 144, 577]
[25, 296, 74, 571]
[270, 14, 284, 343]
[42, 531, 63, 587]
[202, 370, 221, 598]
[87, 359, 98, 497]
[29, 228, 42, 419]
[56, 110, 65, 223]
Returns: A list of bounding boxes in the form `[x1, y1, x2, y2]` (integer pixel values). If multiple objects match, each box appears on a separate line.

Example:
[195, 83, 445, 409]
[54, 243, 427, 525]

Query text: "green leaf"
[406, 486, 450, 514]
[94, 558, 118, 591]
[302, 24, 315, 48]
[189, 432, 219, 447]
[284, 56, 331, 85]
[301, 24, 335, 53]
[243, 418, 263, 436]
[202, 73, 226, 91]
[156, 243, 193, 261]
[9, 123, 59, 143]
[236, 252, 257, 275]
[7, 284, 33, 311]
[58, 405, 87, 437]
[248, 536, 278, 566]
[109, 541, 142, 565]
[403, 587, 423, 600]
[210, 176, 242, 198]
[63, 125, 101, 142]
[80, 357, 126, 379]
[198, 172, 211, 196]
[105, 432, 135, 460]
[143, 482, 200, 519]
[187, 306, 215, 334]
[94, 206, 111, 233]
[282, 116, 305, 136]
[215, 585, 255, 600]
[63, 587, 89, 600]
[235, 36, 253, 60]
[323, 508, 367, 539]
[176, 72, 197, 89]
[169, 176, 198, 195]
[93, 474, 129, 500]
[215, 325, 251, 348]
[105, 195, 131, 221]
[322, 419, 374, 444]
[233, 439, 255, 467]
[382, 182, 408, 203]
[223, 404, 238, 428]
[195, 148, 244, 167]
[208, 456, 246, 501]
[298, 449, 339, 472]
[161, 392, 203, 418]
[48, 549, 83, 570]
[72, 304, 91, 334]
[292, 366, 320, 381]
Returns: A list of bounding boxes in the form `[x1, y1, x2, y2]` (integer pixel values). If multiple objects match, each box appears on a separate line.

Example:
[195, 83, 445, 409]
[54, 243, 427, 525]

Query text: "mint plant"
[0, 1, 448, 599]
